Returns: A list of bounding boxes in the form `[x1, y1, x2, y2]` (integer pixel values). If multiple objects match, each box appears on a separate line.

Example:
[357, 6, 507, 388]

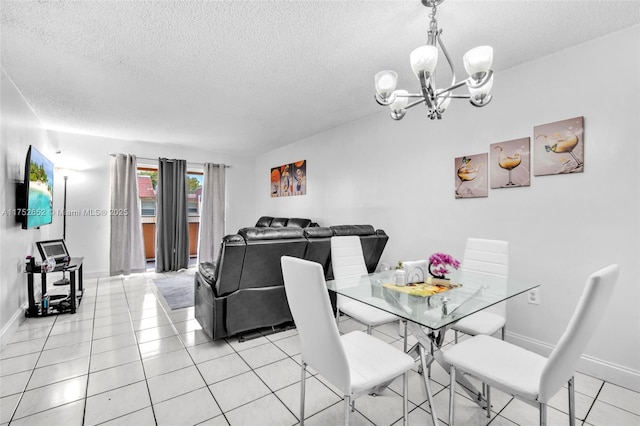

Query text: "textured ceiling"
[2, 1, 639, 155]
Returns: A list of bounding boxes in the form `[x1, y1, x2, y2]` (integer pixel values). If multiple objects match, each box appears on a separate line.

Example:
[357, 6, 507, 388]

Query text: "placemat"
[382, 281, 461, 297]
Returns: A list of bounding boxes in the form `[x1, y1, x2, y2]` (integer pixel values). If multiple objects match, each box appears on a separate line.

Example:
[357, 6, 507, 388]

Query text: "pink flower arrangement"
[428, 252, 460, 278]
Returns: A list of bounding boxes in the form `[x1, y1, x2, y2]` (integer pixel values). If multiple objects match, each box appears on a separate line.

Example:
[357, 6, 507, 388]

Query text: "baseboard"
[0, 304, 26, 350]
[507, 331, 640, 392]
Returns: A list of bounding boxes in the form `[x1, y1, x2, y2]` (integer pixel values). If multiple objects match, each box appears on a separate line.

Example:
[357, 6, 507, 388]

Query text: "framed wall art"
[454, 153, 488, 199]
[270, 160, 306, 197]
[490, 137, 530, 189]
[534, 116, 584, 176]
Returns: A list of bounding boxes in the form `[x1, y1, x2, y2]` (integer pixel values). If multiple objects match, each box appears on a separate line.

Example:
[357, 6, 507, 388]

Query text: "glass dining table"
[326, 270, 539, 426]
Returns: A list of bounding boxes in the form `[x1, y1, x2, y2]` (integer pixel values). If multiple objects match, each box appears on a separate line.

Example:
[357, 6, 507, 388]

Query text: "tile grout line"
[81, 277, 100, 426]
[7, 280, 99, 424]
[7, 302, 62, 423]
[146, 270, 228, 425]
[123, 273, 160, 426]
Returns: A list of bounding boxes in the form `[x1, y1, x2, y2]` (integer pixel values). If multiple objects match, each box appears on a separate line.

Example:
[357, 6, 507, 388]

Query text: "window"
[136, 166, 203, 263]
[141, 201, 156, 216]
[137, 168, 157, 217]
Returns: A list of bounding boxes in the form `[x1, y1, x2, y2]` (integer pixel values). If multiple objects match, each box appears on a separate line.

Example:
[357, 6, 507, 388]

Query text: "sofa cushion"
[255, 216, 274, 227]
[304, 226, 333, 238]
[287, 217, 312, 228]
[270, 217, 289, 227]
[239, 226, 305, 241]
[330, 224, 376, 236]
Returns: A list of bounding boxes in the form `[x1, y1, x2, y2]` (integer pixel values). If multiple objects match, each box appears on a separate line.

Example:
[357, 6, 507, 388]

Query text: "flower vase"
[428, 262, 452, 287]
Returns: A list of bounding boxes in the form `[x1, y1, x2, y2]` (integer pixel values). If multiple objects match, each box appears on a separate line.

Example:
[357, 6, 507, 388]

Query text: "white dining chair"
[281, 256, 414, 426]
[451, 238, 509, 343]
[331, 236, 399, 333]
[444, 264, 619, 426]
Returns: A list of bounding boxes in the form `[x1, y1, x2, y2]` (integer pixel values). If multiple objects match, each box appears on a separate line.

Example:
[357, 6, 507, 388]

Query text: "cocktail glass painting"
[454, 153, 488, 199]
[490, 137, 530, 189]
[534, 116, 584, 176]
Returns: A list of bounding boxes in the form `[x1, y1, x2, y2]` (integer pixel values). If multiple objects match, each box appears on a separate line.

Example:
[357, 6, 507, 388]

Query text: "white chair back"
[281, 256, 351, 394]
[539, 264, 619, 402]
[461, 238, 509, 277]
[331, 236, 368, 309]
[331, 236, 368, 278]
[460, 238, 509, 316]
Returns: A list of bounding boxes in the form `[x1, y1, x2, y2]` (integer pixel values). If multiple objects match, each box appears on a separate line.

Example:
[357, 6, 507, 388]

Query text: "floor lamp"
[54, 172, 70, 286]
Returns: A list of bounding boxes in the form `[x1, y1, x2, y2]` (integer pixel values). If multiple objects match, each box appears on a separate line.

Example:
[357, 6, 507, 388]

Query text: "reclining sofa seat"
[194, 220, 389, 340]
[226, 227, 307, 335]
[194, 234, 245, 340]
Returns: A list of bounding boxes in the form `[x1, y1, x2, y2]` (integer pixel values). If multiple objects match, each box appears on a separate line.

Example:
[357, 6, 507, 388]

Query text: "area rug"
[153, 273, 195, 310]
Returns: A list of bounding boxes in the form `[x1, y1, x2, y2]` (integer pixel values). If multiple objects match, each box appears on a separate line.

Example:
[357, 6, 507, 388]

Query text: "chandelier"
[374, 0, 494, 120]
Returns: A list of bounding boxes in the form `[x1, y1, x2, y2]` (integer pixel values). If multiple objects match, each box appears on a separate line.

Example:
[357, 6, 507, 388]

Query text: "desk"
[26, 257, 84, 316]
[326, 270, 538, 426]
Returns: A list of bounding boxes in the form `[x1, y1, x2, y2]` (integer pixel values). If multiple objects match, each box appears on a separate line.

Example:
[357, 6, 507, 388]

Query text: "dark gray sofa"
[194, 221, 388, 340]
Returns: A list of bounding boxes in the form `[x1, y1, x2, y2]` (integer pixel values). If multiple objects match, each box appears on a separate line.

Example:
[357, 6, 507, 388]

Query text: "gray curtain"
[155, 158, 189, 272]
[109, 153, 146, 275]
[198, 163, 226, 263]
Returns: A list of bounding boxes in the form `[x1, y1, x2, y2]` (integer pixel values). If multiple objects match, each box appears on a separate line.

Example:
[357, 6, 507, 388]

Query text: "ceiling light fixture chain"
[374, 0, 494, 121]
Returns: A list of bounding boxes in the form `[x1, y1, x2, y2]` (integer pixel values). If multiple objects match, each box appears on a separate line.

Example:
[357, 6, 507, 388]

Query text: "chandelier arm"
[418, 71, 435, 110]
[436, 32, 457, 90]
[406, 98, 427, 110]
[435, 79, 469, 97]
[395, 93, 427, 99]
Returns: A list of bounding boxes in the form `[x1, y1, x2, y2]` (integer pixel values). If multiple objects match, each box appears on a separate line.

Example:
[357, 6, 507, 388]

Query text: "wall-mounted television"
[16, 145, 54, 229]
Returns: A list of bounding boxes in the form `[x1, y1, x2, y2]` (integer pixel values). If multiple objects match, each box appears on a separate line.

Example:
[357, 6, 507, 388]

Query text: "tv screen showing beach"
[26, 146, 54, 229]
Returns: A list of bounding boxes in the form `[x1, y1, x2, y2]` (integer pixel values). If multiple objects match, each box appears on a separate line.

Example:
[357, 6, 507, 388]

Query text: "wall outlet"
[527, 288, 540, 305]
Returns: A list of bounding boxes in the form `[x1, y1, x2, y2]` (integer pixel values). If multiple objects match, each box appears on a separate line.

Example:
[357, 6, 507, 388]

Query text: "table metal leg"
[70, 271, 76, 314]
[419, 344, 440, 426]
[405, 321, 489, 424]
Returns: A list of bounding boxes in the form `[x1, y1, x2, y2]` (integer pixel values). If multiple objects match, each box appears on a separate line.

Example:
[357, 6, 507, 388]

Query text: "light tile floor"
[1, 271, 639, 425]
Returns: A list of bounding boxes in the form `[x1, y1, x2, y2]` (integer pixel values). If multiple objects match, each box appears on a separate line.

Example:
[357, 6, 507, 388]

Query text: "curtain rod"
[109, 153, 231, 168]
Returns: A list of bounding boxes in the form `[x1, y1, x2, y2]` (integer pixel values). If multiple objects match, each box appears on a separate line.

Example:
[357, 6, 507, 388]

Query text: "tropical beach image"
[27, 148, 54, 228]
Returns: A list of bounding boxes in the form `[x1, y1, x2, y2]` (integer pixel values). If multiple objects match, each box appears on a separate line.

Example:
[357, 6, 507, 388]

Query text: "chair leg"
[486, 384, 491, 418]
[402, 320, 408, 353]
[539, 402, 547, 426]
[335, 307, 340, 326]
[300, 363, 307, 425]
[449, 365, 456, 426]
[454, 330, 459, 343]
[501, 325, 506, 340]
[403, 371, 408, 426]
[366, 325, 372, 334]
[568, 376, 576, 426]
[344, 395, 351, 426]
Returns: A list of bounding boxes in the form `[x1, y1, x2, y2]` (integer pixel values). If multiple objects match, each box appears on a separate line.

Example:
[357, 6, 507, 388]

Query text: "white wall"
[256, 26, 640, 390]
[0, 69, 57, 346]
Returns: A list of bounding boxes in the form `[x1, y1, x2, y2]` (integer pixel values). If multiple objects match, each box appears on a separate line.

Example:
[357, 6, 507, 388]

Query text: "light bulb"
[389, 90, 409, 112]
[375, 70, 398, 101]
[463, 46, 493, 76]
[410, 45, 438, 78]
[469, 74, 494, 106]
[389, 90, 408, 120]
